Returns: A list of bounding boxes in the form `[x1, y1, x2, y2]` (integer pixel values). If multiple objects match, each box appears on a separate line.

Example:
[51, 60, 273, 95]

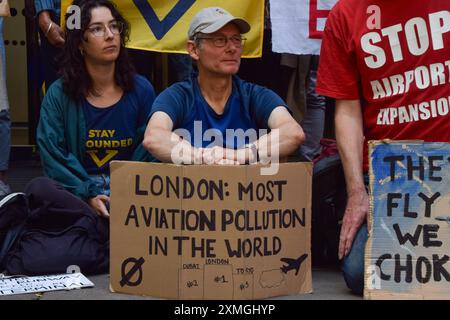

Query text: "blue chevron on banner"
[133, 0, 196, 40]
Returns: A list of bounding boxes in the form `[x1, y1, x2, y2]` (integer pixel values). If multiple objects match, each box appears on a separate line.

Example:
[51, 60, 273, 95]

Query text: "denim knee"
[341, 224, 368, 295]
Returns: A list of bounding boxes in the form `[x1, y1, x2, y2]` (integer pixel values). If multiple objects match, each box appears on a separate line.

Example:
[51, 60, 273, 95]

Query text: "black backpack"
[0, 193, 109, 276]
[311, 141, 347, 267]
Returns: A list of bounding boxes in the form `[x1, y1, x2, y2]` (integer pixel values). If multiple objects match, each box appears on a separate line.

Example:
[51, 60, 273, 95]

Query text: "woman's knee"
[24, 177, 60, 199]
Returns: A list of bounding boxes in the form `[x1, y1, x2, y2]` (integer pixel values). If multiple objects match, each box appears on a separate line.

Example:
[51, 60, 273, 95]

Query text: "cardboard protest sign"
[365, 141, 450, 299]
[110, 162, 312, 299]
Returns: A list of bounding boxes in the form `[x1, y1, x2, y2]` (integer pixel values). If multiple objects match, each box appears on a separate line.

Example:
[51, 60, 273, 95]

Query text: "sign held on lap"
[110, 162, 312, 299]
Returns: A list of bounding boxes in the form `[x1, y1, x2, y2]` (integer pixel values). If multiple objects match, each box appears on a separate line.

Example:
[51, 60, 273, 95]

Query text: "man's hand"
[46, 23, 65, 47]
[338, 189, 369, 259]
[38, 11, 65, 48]
[87, 195, 110, 219]
[201, 146, 239, 165]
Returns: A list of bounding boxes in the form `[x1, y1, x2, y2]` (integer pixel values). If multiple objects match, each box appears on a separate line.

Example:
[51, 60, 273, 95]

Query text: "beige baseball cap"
[188, 7, 251, 39]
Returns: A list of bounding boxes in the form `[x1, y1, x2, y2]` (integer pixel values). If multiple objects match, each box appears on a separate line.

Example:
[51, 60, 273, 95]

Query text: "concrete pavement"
[0, 267, 361, 300]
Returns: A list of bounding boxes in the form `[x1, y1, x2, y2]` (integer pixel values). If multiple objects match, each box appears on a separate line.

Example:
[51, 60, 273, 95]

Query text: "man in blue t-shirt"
[144, 7, 304, 167]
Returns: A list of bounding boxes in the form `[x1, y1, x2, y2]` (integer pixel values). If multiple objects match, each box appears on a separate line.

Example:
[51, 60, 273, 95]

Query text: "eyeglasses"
[195, 35, 246, 48]
[87, 21, 124, 37]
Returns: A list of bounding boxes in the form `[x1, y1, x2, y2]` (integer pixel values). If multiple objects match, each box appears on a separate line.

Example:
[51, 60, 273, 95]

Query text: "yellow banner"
[61, 0, 264, 58]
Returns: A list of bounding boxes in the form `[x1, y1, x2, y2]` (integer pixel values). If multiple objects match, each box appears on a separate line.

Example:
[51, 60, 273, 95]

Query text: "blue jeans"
[298, 56, 326, 161]
[90, 174, 110, 197]
[0, 17, 10, 172]
[341, 223, 368, 295]
[341, 175, 369, 295]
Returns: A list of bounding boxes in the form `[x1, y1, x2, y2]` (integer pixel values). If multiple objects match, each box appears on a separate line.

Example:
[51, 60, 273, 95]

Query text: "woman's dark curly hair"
[60, 0, 135, 101]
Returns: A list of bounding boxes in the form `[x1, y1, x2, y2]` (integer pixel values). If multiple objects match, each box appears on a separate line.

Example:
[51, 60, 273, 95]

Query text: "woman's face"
[80, 6, 122, 64]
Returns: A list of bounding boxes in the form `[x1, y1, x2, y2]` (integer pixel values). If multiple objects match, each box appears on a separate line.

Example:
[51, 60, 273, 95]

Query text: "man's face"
[191, 23, 243, 76]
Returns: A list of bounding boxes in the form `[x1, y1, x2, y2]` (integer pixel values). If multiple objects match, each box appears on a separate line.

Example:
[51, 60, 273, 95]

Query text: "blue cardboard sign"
[365, 141, 450, 299]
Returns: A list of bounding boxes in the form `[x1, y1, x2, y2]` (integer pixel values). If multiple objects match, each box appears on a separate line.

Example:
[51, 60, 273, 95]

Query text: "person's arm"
[143, 84, 204, 164]
[35, 1, 65, 48]
[143, 112, 237, 165]
[255, 106, 304, 163]
[87, 195, 110, 218]
[38, 85, 112, 218]
[226, 106, 304, 164]
[131, 79, 157, 162]
[143, 112, 200, 164]
[144, 107, 304, 165]
[37, 84, 101, 201]
[335, 99, 369, 259]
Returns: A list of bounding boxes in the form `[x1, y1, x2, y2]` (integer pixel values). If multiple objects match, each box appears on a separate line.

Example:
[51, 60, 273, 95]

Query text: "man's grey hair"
[190, 32, 205, 48]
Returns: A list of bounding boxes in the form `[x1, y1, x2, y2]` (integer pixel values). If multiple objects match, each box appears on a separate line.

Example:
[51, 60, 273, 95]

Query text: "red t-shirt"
[316, 0, 450, 172]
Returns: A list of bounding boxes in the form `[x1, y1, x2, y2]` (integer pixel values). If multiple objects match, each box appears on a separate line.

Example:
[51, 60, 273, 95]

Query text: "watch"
[244, 142, 259, 164]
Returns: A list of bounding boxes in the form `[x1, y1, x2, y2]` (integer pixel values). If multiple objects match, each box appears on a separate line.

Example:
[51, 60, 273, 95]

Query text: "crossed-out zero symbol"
[120, 257, 145, 287]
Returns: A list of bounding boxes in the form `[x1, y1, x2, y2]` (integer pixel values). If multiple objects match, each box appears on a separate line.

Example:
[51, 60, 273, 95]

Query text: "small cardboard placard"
[0, 273, 94, 296]
[109, 161, 312, 299]
[365, 141, 450, 299]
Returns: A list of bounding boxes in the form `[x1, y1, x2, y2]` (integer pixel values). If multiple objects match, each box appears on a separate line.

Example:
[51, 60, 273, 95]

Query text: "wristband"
[244, 143, 259, 164]
[45, 21, 53, 37]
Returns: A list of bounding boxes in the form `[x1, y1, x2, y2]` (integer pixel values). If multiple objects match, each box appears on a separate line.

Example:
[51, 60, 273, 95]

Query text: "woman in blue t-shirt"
[2, 0, 156, 276]
[34, 0, 155, 219]
[32, 0, 155, 219]
[5, 0, 155, 275]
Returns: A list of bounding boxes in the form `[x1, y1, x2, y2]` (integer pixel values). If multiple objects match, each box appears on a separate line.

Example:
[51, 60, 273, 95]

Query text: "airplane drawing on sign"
[133, 0, 196, 40]
[280, 254, 308, 276]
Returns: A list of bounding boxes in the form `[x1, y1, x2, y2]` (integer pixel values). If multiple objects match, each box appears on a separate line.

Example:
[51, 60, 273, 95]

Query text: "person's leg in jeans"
[299, 55, 326, 161]
[341, 174, 370, 294]
[0, 17, 11, 196]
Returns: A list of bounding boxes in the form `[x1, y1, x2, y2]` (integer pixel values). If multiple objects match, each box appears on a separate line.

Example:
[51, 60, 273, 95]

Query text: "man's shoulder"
[150, 78, 197, 126]
[154, 78, 195, 107]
